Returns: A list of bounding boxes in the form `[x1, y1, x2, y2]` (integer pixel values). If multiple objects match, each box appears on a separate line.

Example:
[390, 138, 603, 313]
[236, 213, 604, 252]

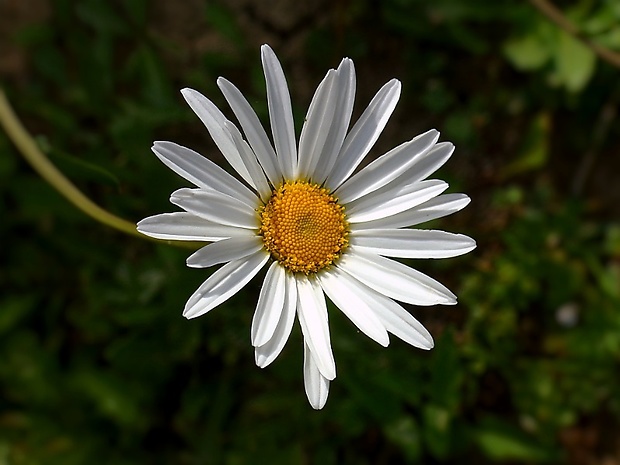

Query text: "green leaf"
[503, 34, 550, 70]
[554, 31, 596, 92]
[475, 421, 558, 462]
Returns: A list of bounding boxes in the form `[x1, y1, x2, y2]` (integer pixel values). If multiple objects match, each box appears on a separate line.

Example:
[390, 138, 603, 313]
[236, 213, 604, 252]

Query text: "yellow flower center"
[259, 181, 349, 274]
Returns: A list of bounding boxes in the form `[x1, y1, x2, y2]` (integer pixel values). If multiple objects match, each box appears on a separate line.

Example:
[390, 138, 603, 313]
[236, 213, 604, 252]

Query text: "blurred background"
[1, 0, 620, 463]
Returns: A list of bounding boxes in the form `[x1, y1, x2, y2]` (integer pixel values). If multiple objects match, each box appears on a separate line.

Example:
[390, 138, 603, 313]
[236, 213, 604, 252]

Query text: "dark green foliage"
[1, 0, 619, 463]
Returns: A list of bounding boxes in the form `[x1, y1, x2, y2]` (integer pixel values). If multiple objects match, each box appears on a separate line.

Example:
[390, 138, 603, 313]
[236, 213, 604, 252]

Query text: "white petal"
[137, 213, 253, 241]
[335, 129, 440, 203]
[396, 141, 455, 186]
[338, 249, 457, 306]
[170, 188, 258, 229]
[225, 121, 272, 200]
[152, 141, 257, 208]
[353, 193, 471, 230]
[318, 268, 390, 347]
[186, 235, 264, 268]
[303, 341, 330, 410]
[296, 275, 336, 380]
[255, 272, 297, 367]
[325, 79, 401, 190]
[297, 69, 338, 179]
[346, 180, 449, 224]
[251, 262, 286, 347]
[358, 286, 434, 349]
[180, 88, 254, 185]
[350, 229, 477, 259]
[261, 44, 297, 180]
[217, 77, 281, 185]
[328, 272, 434, 349]
[312, 58, 356, 183]
[183, 251, 269, 319]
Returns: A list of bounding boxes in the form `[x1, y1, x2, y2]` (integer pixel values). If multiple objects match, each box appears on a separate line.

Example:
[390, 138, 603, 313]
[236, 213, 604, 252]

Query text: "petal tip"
[185, 258, 201, 269]
[180, 87, 195, 99]
[428, 128, 440, 138]
[309, 401, 326, 410]
[260, 44, 275, 60]
[183, 303, 204, 319]
[461, 195, 472, 208]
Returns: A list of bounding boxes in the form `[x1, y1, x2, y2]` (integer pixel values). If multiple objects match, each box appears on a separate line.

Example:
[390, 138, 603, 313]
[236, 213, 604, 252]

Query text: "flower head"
[138, 44, 475, 409]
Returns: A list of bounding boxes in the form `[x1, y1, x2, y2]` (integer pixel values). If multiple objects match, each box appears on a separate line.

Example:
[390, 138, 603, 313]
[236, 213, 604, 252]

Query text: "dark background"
[1, 0, 620, 463]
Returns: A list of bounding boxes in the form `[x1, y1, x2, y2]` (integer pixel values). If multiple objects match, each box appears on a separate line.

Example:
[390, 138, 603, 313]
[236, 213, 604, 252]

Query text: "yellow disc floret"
[259, 181, 349, 274]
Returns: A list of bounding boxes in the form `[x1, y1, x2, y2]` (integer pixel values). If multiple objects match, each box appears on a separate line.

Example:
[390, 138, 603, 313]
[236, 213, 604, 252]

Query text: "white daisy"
[137, 44, 475, 409]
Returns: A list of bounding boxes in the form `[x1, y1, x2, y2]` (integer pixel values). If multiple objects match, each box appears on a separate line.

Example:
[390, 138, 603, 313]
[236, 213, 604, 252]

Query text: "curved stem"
[529, 0, 620, 69]
[0, 87, 196, 248]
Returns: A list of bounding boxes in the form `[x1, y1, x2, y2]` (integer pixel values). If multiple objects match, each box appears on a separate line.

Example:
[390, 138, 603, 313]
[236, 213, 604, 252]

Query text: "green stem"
[529, 0, 620, 69]
[0, 87, 196, 248]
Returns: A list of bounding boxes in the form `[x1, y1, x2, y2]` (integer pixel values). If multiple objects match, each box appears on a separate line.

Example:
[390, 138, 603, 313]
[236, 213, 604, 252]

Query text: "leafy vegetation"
[1, 0, 619, 463]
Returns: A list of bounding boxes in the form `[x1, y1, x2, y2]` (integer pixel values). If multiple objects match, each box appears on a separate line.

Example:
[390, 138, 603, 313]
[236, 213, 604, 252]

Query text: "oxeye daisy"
[137, 44, 475, 409]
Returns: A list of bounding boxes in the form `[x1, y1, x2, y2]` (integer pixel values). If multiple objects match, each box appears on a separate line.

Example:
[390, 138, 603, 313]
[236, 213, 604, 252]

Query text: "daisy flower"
[137, 44, 475, 409]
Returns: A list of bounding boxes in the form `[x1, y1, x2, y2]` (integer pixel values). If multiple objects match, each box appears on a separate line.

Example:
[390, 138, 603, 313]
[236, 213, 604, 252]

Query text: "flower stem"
[529, 0, 620, 69]
[0, 87, 196, 248]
